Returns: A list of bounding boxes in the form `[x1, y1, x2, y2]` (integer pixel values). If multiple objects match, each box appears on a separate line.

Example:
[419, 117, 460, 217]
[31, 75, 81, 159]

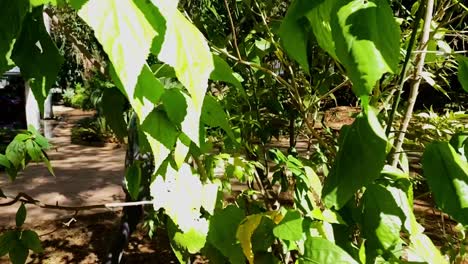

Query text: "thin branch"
[43, 8, 107, 76]
[223, 0, 242, 60]
[0, 192, 153, 212]
[391, 0, 435, 167]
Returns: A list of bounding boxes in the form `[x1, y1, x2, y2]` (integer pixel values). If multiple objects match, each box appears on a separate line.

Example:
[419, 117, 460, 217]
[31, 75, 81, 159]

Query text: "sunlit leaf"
[236, 214, 263, 264]
[331, 0, 400, 97]
[273, 210, 303, 241]
[406, 233, 448, 264]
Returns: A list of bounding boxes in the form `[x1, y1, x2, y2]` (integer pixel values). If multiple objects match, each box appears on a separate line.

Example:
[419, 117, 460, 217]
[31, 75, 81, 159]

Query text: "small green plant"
[61, 87, 75, 106]
[71, 116, 112, 145]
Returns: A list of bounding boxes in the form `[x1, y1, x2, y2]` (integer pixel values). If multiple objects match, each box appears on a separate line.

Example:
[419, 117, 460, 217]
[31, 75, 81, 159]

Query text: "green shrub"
[71, 116, 111, 145]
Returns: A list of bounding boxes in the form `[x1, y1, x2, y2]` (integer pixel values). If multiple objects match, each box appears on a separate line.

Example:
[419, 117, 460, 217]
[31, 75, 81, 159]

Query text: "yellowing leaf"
[236, 214, 263, 264]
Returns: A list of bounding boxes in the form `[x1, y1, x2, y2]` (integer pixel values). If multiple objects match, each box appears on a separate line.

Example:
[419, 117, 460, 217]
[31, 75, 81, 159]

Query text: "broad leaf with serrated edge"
[273, 210, 303, 241]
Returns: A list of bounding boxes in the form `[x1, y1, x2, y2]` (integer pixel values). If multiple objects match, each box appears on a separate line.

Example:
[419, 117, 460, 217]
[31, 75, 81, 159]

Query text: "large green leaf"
[406, 233, 448, 264]
[0, 0, 28, 75]
[422, 142, 468, 225]
[457, 56, 468, 93]
[157, 8, 214, 111]
[9, 240, 28, 264]
[151, 164, 219, 232]
[101, 88, 128, 141]
[125, 163, 141, 201]
[78, 0, 165, 123]
[299, 237, 358, 264]
[21, 230, 43, 253]
[141, 110, 178, 173]
[207, 205, 245, 264]
[0, 231, 17, 256]
[331, 0, 400, 97]
[154, 7, 213, 147]
[360, 184, 406, 257]
[210, 54, 243, 89]
[279, 0, 322, 72]
[272, 210, 303, 241]
[11, 7, 64, 113]
[305, 0, 337, 60]
[322, 108, 387, 209]
[201, 95, 236, 141]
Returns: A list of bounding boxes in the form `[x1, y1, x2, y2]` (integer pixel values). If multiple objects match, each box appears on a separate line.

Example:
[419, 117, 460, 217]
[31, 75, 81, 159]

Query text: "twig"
[0, 192, 154, 212]
[391, 0, 435, 167]
[223, 0, 242, 60]
[385, 1, 425, 137]
[213, 47, 336, 155]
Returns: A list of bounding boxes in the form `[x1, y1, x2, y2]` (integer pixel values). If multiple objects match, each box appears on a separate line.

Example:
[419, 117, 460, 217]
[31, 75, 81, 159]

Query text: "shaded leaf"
[125, 163, 141, 201]
[9, 240, 28, 264]
[12, 7, 64, 113]
[299, 237, 358, 264]
[21, 230, 42, 253]
[360, 184, 405, 256]
[207, 205, 245, 264]
[210, 54, 242, 89]
[0, 0, 29, 75]
[141, 110, 178, 173]
[201, 95, 236, 141]
[422, 142, 468, 225]
[16, 203, 26, 227]
[322, 108, 387, 209]
[0, 230, 17, 256]
[457, 56, 468, 93]
[279, 0, 322, 71]
[101, 88, 128, 140]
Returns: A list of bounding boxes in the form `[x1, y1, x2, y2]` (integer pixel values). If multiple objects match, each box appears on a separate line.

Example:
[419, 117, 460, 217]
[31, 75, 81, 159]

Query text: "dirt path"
[0, 106, 126, 226]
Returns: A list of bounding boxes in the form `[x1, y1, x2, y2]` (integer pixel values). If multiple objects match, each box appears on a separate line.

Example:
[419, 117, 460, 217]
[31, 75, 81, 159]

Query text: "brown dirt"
[0, 106, 177, 263]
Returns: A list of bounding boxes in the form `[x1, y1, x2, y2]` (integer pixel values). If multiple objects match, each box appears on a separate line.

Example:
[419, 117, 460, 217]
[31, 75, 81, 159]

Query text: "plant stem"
[391, 0, 435, 167]
[0, 192, 154, 211]
[385, 1, 425, 137]
[223, 0, 242, 60]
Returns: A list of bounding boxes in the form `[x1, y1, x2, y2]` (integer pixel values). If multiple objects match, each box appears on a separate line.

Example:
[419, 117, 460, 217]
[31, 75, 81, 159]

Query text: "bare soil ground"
[0, 106, 177, 263]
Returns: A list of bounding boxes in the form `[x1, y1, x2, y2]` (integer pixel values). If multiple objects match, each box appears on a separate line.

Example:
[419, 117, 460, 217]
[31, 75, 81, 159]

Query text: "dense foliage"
[0, 0, 467, 263]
